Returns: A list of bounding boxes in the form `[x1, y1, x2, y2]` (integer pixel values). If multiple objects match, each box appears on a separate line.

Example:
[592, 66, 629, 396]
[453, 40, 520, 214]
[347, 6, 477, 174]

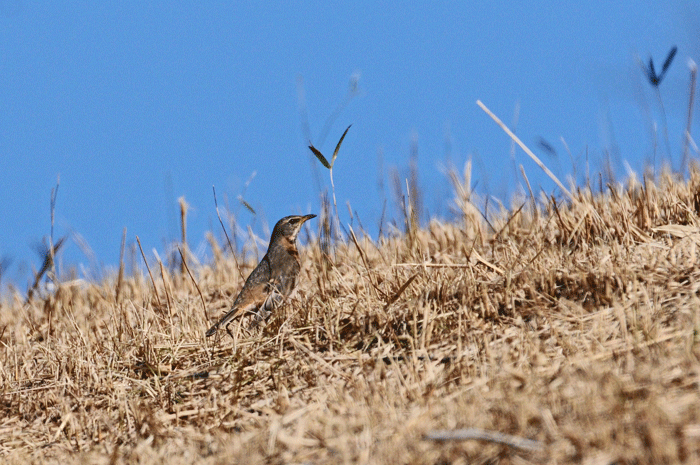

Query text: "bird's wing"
[205, 256, 272, 337]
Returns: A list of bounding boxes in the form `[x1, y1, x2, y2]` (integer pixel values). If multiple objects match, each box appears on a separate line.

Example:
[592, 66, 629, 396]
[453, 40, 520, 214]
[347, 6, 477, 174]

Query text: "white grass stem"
[477, 100, 573, 201]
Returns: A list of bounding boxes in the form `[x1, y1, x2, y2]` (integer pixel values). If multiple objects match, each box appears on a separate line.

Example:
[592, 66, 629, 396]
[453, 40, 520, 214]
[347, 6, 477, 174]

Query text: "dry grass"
[2, 167, 700, 464]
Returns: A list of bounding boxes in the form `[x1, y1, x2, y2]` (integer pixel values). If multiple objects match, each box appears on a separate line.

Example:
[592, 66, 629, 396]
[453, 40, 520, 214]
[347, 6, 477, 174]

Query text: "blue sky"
[0, 2, 696, 289]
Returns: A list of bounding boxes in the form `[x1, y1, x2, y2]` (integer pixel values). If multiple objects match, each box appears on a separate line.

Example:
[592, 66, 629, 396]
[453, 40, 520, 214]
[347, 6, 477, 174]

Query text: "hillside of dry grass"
[2, 168, 700, 464]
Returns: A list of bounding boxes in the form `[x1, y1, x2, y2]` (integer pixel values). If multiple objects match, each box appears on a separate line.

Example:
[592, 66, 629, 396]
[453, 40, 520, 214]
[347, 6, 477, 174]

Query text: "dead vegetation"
[2, 167, 700, 464]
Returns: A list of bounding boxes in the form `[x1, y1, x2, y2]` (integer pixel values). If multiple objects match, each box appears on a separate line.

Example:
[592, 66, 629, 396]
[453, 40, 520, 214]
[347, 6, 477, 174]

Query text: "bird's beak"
[302, 214, 317, 223]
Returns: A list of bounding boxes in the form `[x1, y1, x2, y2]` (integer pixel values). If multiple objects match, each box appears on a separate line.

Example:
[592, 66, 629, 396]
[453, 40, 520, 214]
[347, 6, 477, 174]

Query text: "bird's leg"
[225, 317, 247, 340]
[225, 322, 235, 340]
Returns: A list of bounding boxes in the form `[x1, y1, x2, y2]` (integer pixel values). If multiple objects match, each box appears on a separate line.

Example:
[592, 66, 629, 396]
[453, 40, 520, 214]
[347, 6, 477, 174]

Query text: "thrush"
[205, 214, 316, 338]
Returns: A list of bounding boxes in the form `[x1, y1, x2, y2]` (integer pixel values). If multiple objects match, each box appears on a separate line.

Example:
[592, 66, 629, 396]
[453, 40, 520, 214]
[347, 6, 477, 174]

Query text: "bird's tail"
[205, 305, 246, 337]
[204, 322, 220, 337]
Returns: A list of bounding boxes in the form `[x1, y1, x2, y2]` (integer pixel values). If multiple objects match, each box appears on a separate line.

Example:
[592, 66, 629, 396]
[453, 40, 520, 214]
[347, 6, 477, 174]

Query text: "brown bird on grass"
[205, 214, 316, 338]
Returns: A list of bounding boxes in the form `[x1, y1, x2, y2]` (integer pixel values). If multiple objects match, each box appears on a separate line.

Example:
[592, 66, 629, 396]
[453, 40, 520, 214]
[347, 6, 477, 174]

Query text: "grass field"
[2, 166, 700, 464]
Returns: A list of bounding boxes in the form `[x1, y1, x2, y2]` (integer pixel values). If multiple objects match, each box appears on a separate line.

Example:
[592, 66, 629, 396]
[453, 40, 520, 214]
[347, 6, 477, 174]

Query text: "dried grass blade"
[424, 427, 544, 452]
[477, 100, 573, 201]
[384, 273, 418, 310]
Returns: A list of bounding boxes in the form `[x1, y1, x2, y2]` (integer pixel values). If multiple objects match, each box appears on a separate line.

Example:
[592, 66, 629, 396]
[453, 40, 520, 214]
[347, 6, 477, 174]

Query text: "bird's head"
[271, 214, 316, 243]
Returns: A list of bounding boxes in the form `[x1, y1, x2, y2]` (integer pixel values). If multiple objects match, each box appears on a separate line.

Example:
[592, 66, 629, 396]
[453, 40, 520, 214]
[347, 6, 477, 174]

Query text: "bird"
[205, 214, 316, 338]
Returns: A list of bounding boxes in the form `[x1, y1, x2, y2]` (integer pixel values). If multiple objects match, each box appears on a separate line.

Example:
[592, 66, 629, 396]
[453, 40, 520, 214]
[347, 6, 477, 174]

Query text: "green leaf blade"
[331, 124, 352, 168]
[309, 145, 331, 170]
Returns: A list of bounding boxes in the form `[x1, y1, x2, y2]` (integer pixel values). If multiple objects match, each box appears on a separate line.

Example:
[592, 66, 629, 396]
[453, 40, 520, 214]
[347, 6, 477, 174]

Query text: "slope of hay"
[2, 170, 700, 464]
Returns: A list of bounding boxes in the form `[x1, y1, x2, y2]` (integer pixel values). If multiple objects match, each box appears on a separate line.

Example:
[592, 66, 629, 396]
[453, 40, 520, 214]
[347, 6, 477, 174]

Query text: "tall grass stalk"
[309, 124, 352, 241]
